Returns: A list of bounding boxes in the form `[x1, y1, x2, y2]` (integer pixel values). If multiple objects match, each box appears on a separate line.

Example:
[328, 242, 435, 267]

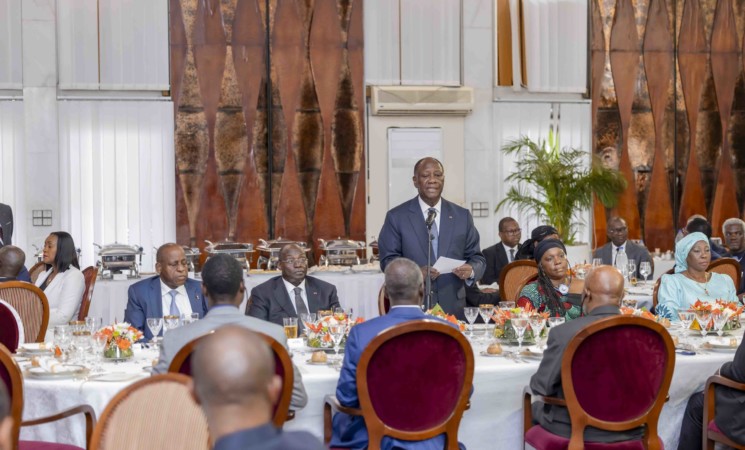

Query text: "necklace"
[684, 271, 710, 296]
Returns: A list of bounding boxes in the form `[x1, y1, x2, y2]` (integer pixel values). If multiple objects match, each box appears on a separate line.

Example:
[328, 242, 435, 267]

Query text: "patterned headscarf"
[675, 232, 708, 273]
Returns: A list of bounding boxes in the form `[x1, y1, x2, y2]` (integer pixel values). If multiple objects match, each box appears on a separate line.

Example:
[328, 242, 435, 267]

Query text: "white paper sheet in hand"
[432, 257, 466, 274]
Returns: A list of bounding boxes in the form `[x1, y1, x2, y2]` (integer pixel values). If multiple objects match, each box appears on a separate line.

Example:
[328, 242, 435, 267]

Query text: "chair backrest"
[499, 260, 539, 302]
[708, 259, 741, 290]
[78, 266, 100, 320]
[652, 267, 675, 308]
[0, 302, 21, 353]
[28, 261, 46, 284]
[0, 343, 25, 449]
[168, 331, 295, 427]
[0, 281, 50, 343]
[561, 315, 675, 449]
[378, 283, 390, 316]
[90, 373, 209, 450]
[357, 320, 474, 450]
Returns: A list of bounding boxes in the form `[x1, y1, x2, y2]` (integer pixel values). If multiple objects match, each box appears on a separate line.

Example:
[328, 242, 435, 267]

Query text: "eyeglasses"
[502, 228, 521, 235]
[281, 257, 308, 266]
[608, 227, 628, 234]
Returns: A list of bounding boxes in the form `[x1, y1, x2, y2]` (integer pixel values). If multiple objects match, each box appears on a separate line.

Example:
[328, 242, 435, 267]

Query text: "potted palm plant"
[496, 131, 626, 247]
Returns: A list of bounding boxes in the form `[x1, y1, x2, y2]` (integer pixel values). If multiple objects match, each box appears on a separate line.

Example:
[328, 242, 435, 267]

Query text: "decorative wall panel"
[593, 0, 745, 248]
[172, 0, 365, 255]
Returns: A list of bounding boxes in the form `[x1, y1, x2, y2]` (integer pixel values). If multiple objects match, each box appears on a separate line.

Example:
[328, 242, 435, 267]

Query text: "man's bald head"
[192, 326, 280, 414]
[384, 258, 423, 306]
[0, 245, 25, 278]
[582, 265, 625, 314]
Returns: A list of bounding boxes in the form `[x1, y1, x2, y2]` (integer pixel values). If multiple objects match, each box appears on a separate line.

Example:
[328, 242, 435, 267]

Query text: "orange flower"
[117, 338, 131, 351]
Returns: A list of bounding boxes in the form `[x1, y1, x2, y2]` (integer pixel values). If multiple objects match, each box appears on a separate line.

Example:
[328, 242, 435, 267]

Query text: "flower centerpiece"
[305, 314, 364, 349]
[491, 306, 548, 341]
[619, 307, 671, 328]
[98, 322, 143, 360]
[689, 300, 743, 330]
[425, 304, 466, 332]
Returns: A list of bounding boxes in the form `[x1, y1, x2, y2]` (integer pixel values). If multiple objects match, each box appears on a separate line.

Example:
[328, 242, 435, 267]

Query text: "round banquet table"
[89, 270, 385, 325]
[20, 327, 741, 449]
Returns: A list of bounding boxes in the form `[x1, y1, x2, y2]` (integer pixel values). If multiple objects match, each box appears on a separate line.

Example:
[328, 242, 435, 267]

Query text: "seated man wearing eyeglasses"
[246, 244, 340, 331]
[592, 217, 652, 279]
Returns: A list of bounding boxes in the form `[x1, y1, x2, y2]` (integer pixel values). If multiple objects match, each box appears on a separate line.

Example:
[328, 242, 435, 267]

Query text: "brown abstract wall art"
[593, 0, 745, 250]
[171, 0, 365, 255]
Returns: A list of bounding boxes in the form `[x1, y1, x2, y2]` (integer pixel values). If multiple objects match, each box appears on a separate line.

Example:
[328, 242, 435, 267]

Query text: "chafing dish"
[369, 238, 379, 261]
[182, 246, 201, 272]
[318, 238, 366, 266]
[94, 243, 143, 279]
[256, 238, 309, 270]
[204, 240, 254, 271]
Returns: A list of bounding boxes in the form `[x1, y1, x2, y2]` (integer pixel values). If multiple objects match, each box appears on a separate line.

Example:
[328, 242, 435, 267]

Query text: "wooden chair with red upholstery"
[168, 332, 296, 426]
[89, 374, 208, 450]
[377, 283, 389, 316]
[77, 266, 99, 320]
[523, 315, 675, 449]
[0, 301, 23, 353]
[323, 320, 474, 450]
[707, 259, 741, 291]
[0, 343, 96, 450]
[28, 262, 46, 284]
[499, 260, 539, 303]
[0, 281, 50, 343]
[702, 374, 745, 449]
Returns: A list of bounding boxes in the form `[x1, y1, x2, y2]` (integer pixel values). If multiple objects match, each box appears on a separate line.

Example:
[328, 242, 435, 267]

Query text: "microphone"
[425, 209, 437, 227]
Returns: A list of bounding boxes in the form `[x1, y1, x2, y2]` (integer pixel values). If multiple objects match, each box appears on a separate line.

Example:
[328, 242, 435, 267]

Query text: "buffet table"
[89, 270, 385, 324]
[19, 329, 739, 449]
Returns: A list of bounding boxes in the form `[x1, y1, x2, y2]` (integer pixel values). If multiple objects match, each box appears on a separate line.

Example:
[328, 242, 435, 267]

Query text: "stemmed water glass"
[91, 332, 109, 371]
[478, 305, 495, 337]
[712, 311, 729, 337]
[529, 315, 546, 349]
[328, 324, 345, 363]
[464, 307, 479, 339]
[592, 258, 603, 268]
[678, 310, 695, 346]
[54, 325, 71, 360]
[639, 262, 652, 284]
[695, 310, 713, 339]
[627, 262, 637, 283]
[511, 316, 529, 355]
[147, 318, 164, 342]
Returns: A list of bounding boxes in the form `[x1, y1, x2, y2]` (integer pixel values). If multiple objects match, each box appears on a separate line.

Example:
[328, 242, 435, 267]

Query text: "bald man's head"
[384, 258, 423, 306]
[0, 245, 25, 278]
[191, 326, 280, 415]
[582, 265, 625, 314]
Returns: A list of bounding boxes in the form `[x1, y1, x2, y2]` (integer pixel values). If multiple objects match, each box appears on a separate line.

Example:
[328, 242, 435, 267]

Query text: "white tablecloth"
[89, 271, 385, 325]
[20, 331, 738, 449]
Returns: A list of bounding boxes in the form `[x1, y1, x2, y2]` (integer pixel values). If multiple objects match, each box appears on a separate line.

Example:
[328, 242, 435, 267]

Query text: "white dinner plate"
[17, 346, 54, 356]
[89, 372, 142, 382]
[25, 365, 87, 379]
[702, 337, 741, 352]
[305, 359, 332, 366]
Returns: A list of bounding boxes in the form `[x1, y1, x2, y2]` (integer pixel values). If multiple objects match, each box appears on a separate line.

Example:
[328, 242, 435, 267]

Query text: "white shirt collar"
[282, 277, 307, 294]
[160, 280, 187, 297]
[615, 240, 627, 250]
[418, 196, 442, 215]
[390, 305, 422, 309]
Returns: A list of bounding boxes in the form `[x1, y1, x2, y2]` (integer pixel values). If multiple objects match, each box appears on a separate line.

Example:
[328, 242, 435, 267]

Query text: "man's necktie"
[169, 290, 180, 316]
[614, 246, 624, 265]
[509, 248, 515, 262]
[428, 207, 439, 257]
[294, 287, 309, 332]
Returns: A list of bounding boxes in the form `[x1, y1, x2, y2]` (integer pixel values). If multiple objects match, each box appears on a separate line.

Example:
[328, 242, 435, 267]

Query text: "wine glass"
[639, 261, 652, 284]
[478, 305, 495, 336]
[85, 317, 101, 335]
[328, 324, 345, 362]
[499, 301, 516, 310]
[147, 317, 164, 341]
[712, 311, 729, 337]
[677, 310, 695, 346]
[333, 307, 346, 321]
[91, 332, 109, 372]
[547, 317, 565, 336]
[511, 316, 529, 354]
[592, 258, 603, 268]
[163, 315, 181, 334]
[622, 298, 638, 310]
[529, 315, 546, 349]
[464, 307, 479, 338]
[54, 325, 71, 359]
[695, 310, 713, 339]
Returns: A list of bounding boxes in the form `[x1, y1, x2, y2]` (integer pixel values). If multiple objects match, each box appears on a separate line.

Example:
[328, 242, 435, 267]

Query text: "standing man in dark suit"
[378, 157, 486, 319]
[481, 217, 521, 285]
[191, 326, 324, 450]
[529, 265, 644, 443]
[247, 244, 340, 330]
[592, 217, 652, 278]
[0, 203, 12, 247]
[124, 243, 206, 340]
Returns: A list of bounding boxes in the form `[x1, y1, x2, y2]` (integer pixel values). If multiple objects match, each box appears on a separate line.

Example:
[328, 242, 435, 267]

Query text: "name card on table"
[287, 338, 305, 349]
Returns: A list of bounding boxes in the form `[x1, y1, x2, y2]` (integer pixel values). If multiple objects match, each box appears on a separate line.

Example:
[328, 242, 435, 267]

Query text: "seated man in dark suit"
[0, 245, 26, 282]
[481, 217, 522, 285]
[678, 339, 745, 448]
[247, 244, 340, 331]
[152, 254, 307, 410]
[124, 243, 206, 340]
[190, 326, 324, 450]
[723, 217, 745, 295]
[529, 265, 644, 442]
[330, 257, 466, 450]
[592, 217, 652, 278]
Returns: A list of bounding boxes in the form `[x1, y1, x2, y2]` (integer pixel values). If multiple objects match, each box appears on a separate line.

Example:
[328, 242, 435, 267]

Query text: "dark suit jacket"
[592, 241, 652, 279]
[529, 305, 644, 442]
[214, 424, 326, 450]
[0, 203, 12, 246]
[123, 275, 206, 340]
[481, 241, 515, 285]
[378, 197, 486, 320]
[246, 275, 340, 326]
[715, 339, 745, 443]
[330, 307, 462, 450]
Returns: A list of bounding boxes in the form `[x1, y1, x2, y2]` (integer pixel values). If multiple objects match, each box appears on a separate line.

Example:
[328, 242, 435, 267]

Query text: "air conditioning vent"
[371, 86, 474, 116]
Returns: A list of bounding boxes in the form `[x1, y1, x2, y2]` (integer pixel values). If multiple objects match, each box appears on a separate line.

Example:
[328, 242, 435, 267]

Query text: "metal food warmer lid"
[256, 238, 309, 257]
[204, 240, 254, 259]
[318, 238, 366, 266]
[369, 239, 379, 256]
[94, 243, 143, 273]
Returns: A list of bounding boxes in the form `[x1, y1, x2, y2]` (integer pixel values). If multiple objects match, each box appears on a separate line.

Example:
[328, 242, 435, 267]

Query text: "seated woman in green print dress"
[517, 238, 584, 320]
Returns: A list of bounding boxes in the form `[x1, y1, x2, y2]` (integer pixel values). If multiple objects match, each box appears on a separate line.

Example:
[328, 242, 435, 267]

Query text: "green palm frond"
[496, 135, 627, 245]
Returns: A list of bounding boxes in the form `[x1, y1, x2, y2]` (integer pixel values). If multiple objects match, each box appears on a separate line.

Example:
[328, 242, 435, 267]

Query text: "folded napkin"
[34, 357, 76, 373]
